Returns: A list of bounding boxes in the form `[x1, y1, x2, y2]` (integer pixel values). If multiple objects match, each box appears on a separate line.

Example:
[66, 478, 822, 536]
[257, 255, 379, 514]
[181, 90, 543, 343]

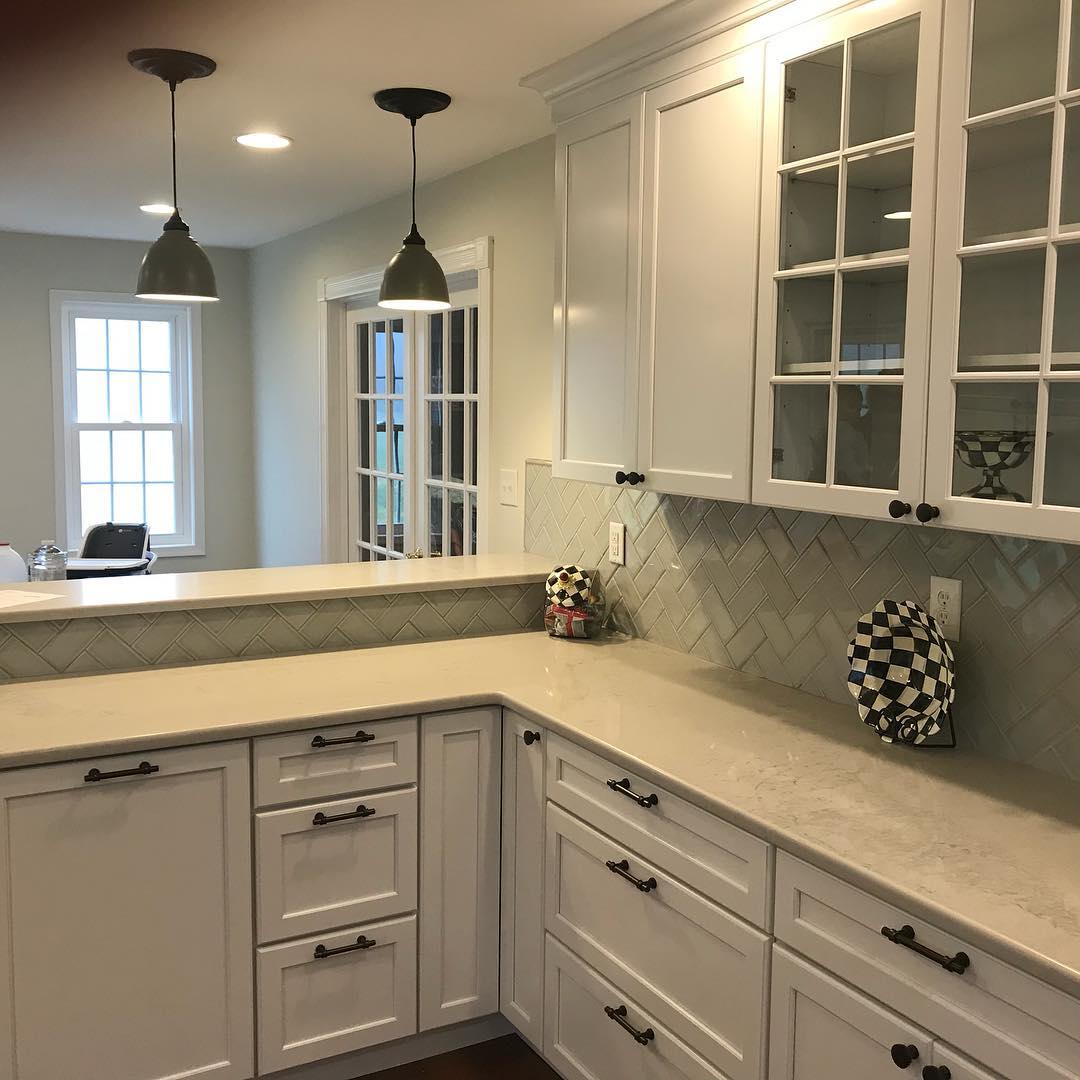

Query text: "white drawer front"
[547, 803, 768, 1079]
[545, 936, 731, 1080]
[253, 716, 417, 807]
[546, 733, 771, 927]
[256, 787, 417, 943]
[256, 915, 417, 1074]
[774, 853, 1080, 1080]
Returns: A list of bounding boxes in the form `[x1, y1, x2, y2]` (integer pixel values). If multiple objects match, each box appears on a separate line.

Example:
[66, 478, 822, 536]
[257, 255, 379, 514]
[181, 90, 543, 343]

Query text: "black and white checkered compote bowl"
[847, 599, 956, 745]
[953, 429, 1036, 502]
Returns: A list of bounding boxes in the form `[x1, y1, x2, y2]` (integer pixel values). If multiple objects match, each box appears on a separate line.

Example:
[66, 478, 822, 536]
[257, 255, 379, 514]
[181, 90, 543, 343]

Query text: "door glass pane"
[952, 382, 1038, 501]
[79, 431, 110, 483]
[140, 322, 171, 371]
[844, 148, 913, 257]
[469, 401, 478, 485]
[391, 399, 405, 475]
[469, 307, 479, 393]
[848, 19, 919, 147]
[390, 319, 405, 393]
[777, 276, 833, 375]
[835, 384, 902, 489]
[964, 113, 1053, 244]
[449, 401, 465, 484]
[958, 250, 1045, 371]
[1044, 383, 1080, 504]
[375, 477, 388, 547]
[428, 487, 443, 555]
[450, 309, 465, 394]
[1060, 108, 1080, 229]
[375, 400, 387, 470]
[468, 492, 477, 556]
[359, 401, 371, 468]
[113, 482, 144, 522]
[74, 318, 106, 368]
[144, 430, 174, 482]
[429, 314, 443, 393]
[1072, 0, 1080, 89]
[107, 320, 139, 370]
[360, 475, 372, 543]
[970, 0, 1059, 116]
[358, 324, 370, 394]
[390, 480, 405, 553]
[1053, 243, 1080, 368]
[429, 402, 444, 478]
[772, 384, 829, 483]
[840, 266, 907, 375]
[780, 164, 838, 268]
[76, 371, 108, 422]
[108, 371, 140, 421]
[111, 429, 143, 483]
[81, 484, 111, 532]
[145, 483, 176, 536]
[449, 488, 465, 556]
[374, 322, 387, 393]
[783, 45, 843, 162]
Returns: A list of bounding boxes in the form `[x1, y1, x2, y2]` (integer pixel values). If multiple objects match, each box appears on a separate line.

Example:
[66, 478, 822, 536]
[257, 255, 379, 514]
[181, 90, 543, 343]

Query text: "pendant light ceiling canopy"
[375, 87, 452, 312]
[129, 48, 219, 303]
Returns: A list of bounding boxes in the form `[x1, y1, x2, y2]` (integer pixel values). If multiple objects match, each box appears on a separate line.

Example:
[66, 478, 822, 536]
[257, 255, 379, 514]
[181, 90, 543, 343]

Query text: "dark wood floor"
[362, 1035, 559, 1079]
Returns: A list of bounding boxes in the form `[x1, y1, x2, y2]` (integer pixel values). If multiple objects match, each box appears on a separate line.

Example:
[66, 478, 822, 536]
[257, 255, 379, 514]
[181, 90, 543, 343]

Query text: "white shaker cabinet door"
[0, 742, 253, 1080]
[418, 707, 501, 1031]
[554, 93, 644, 485]
[769, 946, 932, 1080]
[638, 48, 764, 500]
[499, 711, 546, 1049]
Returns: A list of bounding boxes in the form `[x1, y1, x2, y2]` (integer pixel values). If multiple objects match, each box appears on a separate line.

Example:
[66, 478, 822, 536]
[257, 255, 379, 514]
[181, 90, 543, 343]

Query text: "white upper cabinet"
[554, 96, 643, 485]
[753, 0, 943, 521]
[925, 0, 1080, 543]
[638, 50, 764, 500]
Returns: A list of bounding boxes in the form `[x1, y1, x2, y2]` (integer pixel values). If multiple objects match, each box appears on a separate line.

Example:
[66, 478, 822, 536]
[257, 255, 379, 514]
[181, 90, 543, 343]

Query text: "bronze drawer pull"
[606, 777, 658, 808]
[311, 730, 376, 748]
[312, 804, 376, 826]
[84, 761, 159, 783]
[882, 924, 970, 975]
[313, 935, 376, 959]
[604, 1004, 654, 1045]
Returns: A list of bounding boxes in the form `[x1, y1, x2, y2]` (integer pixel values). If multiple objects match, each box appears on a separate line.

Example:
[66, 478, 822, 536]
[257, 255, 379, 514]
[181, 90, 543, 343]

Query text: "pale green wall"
[250, 135, 555, 566]
[0, 230, 255, 571]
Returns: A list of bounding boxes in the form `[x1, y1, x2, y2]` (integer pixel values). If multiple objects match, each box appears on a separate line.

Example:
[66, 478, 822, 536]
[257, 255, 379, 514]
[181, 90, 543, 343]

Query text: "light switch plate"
[608, 521, 626, 566]
[498, 468, 518, 507]
[929, 576, 962, 641]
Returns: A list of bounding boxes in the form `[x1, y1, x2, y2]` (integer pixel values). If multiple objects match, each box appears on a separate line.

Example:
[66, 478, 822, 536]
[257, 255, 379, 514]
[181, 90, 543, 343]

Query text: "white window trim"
[317, 237, 492, 564]
[49, 290, 206, 557]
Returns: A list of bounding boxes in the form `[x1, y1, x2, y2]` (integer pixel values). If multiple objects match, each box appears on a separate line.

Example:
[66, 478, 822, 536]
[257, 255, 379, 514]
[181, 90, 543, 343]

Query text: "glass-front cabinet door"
[753, 0, 942, 519]
[926, 0, 1080, 542]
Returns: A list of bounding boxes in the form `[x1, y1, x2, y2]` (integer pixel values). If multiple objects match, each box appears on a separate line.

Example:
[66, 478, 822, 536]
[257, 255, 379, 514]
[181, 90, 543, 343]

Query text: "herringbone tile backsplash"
[525, 460, 1080, 782]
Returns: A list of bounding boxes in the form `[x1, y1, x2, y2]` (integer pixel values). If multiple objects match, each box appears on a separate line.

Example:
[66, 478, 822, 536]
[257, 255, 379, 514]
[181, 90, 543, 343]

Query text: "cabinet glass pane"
[844, 148, 913, 257]
[958, 250, 1045, 371]
[952, 382, 1038, 501]
[970, 0, 1059, 116]
[772, 384, 829, 482]
[840, 266, 907, 375]
[449, 488, 465, 556]
[848, 19, 919, 147]
[1061, 107, 1080, 229]
[964, 113, 1053, 244]
[777, 275, 833, 375]
[428, 486, 444, 554]
[428, 402, 443, 478]
[1044, 383, 1080, 504]
[835, 384, 902, 489]
[1053, 243, 1080, 368]
[428, 314, 443, 393]
[783, 46, 843, 163]
[449, 400, 465, 484]
[1072, 0, 1080, 89]
[450, 308, 465, 394]
[780, 164, 838, 268]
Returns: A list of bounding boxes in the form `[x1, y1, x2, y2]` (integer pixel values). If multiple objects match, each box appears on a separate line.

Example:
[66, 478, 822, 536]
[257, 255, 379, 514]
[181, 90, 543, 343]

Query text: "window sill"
[151, 543, 205, 558]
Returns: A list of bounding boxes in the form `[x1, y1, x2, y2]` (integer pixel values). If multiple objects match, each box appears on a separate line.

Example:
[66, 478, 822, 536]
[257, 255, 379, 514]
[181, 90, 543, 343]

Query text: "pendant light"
[374, 88, 452, 312]
[129, 48, 219, 303]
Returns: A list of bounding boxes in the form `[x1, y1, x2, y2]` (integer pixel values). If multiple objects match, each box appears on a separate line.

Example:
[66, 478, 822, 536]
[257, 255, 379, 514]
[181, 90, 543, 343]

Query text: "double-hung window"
[51, 292, 203, 555]
[346, 285, 485, 560]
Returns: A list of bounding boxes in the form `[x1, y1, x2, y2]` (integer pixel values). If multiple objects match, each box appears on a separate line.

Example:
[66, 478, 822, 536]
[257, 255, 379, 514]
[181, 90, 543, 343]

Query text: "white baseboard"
[261, 1014, 514, 1079]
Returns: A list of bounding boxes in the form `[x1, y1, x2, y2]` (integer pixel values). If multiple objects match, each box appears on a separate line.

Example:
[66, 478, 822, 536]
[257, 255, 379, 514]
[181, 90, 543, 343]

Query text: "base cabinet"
[500, 712, 546, 1049]
[0, 742, 253, 1080]
[419, 707, 501, 1031]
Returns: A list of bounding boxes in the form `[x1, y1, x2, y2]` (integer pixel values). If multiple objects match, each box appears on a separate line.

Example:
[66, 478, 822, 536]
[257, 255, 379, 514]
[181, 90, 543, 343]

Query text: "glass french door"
[926, 0, 1080, 542]
[753, 0, 942, 520]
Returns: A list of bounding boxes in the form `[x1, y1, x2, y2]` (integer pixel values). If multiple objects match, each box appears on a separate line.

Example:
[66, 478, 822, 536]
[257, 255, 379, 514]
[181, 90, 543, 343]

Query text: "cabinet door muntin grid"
[754, 0, 941, 519]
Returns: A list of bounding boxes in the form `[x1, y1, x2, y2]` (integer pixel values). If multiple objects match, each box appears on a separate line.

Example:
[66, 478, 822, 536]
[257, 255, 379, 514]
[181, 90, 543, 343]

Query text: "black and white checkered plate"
[846, 599, 955, 744]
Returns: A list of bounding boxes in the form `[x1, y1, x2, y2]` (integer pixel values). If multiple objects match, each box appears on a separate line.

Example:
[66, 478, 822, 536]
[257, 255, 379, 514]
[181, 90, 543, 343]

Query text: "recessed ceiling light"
[235, 132, 291, 149]
[140, 203, 175, 215]
[884, 210, 912, 220]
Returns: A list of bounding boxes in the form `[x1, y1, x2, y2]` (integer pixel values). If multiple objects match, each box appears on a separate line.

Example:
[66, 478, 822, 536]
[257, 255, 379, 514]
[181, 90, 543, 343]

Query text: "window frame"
[49, 290, 205, 557]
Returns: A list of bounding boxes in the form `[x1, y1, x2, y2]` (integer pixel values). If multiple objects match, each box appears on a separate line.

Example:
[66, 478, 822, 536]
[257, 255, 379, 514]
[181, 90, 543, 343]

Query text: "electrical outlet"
[929, 576, 962, 641]
[608, 521, 626, 566]
[498, 468, 518, 507]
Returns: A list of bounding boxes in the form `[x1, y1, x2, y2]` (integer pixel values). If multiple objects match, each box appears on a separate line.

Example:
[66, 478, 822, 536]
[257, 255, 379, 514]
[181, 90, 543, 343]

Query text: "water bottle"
[0, 542, 27, 583]
[28, 541, 68, 582]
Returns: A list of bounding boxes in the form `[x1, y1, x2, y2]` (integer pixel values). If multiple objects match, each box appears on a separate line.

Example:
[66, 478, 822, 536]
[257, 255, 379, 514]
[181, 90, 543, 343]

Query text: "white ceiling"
[1, 0, 669, 248]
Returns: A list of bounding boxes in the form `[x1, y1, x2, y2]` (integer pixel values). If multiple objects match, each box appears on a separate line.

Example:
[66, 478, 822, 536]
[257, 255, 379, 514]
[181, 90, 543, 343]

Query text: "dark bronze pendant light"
[129, 48, 219, 303]
[375, 87, 452, 312]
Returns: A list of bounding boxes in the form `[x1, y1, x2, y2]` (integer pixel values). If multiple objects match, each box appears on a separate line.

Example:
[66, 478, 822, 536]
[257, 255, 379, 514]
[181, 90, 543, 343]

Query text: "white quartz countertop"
[0, 554, 553, 624]
[1, 632, 1078, 998]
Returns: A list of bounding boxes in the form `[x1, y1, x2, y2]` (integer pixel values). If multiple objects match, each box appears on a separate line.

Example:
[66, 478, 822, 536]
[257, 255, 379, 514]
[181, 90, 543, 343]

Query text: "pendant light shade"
[129, 48, 219, 303]
[375, 88, 452, 312]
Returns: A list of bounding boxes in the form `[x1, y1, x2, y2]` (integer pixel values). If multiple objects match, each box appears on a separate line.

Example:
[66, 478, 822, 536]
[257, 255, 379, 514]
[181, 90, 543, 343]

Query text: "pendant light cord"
[169, 80, 179, 212]
[410, 117, 418, 232]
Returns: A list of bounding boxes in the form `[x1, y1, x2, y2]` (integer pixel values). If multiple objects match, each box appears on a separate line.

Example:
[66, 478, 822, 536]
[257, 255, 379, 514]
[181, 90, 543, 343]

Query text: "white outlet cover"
[929, 575, 962, 641]
[498, 467, 518, 507]
[608, 521, 626, 566]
